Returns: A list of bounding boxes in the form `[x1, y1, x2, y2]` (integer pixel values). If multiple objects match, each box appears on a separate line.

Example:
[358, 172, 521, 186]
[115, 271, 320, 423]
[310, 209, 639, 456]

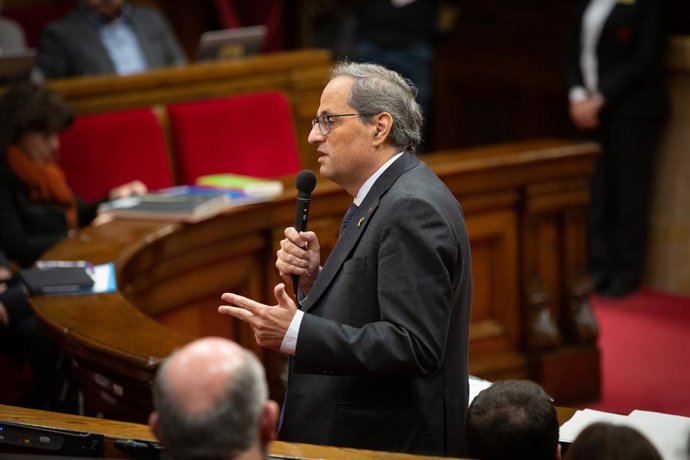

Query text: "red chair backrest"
[59, 108, 174, 201]
[167, 91, 301, 184]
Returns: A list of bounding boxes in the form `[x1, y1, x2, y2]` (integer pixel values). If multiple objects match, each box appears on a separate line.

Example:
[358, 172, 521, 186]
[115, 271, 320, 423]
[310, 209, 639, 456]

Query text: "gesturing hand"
[218, 283, 297, 351]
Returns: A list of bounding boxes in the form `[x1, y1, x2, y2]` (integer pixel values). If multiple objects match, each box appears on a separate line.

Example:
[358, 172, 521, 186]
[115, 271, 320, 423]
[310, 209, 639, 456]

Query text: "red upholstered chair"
[58, 108, 175, 201]
[167, 91, 301, 184]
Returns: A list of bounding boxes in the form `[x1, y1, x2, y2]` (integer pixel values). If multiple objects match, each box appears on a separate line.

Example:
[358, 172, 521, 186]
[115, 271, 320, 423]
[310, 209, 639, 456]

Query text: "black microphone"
[293, 170, 317, 296]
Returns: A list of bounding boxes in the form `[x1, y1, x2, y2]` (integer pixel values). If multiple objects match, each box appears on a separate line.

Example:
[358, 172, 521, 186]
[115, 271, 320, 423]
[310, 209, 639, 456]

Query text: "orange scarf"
[5, 146, 78, 229]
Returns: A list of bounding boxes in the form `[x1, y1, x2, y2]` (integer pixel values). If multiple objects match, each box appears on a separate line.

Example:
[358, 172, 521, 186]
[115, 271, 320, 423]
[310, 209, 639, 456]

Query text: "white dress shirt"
[98, 13, 147, 75]
[569, 0, 616, 104]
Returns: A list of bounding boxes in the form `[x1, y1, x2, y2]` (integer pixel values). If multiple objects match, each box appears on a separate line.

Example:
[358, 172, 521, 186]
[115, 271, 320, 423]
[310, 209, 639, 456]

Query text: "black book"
[19, 267, 95, 294]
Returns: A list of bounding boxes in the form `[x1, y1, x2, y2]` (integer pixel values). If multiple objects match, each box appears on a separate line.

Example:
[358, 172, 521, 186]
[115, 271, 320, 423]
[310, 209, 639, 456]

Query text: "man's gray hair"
[331, 61, 423, 152]
[152, 347, 268, 460]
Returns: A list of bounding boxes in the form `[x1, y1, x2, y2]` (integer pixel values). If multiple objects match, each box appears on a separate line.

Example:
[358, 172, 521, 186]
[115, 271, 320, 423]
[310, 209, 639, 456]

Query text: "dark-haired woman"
[0, 83, 145, 410]
[0, 82, 146, 267]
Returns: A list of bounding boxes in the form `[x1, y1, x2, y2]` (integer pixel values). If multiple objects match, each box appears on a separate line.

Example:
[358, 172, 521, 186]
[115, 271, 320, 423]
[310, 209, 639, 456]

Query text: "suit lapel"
[127, 7, 156, 67]
[301, 152, 420, 312]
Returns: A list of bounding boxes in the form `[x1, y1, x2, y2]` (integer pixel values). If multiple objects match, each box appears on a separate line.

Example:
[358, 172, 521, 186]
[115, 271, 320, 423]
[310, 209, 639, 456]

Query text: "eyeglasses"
[311, 113, 357, 136]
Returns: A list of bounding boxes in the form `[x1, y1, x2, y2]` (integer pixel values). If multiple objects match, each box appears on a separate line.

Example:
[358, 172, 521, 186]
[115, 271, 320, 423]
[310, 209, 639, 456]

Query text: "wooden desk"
[30, 139, 600, 422]
[0, 403, 449, 459]
[0, 403, 577, 459]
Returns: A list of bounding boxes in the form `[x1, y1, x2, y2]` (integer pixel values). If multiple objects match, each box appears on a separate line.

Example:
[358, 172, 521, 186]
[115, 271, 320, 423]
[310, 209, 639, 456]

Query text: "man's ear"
[148, 411, 164, 445]
[371, 112, 393, 146]
[261, 400, 280, 443]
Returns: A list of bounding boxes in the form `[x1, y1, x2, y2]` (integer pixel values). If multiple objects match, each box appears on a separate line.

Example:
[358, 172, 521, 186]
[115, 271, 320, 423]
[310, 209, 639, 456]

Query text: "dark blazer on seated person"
[0, 154, 101, 268]
[35, 3, 186, 79]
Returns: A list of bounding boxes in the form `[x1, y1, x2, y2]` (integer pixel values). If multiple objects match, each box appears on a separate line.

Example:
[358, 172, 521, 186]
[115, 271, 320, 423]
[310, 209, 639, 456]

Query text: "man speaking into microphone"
[219, 62, 472, 457]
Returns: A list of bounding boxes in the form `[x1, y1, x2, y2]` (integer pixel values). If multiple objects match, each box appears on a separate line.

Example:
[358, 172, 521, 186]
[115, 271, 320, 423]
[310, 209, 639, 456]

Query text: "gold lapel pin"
[357, 217, 365, 227]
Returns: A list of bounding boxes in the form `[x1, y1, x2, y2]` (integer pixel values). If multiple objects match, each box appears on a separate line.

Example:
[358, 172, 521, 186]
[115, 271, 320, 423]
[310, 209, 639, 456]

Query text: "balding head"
[163, 337, 245, 414]
[150, 337, 278, 460]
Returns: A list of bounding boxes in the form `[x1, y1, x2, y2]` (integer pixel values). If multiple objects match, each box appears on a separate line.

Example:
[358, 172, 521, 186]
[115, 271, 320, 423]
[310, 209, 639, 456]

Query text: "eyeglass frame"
[311, 113, 358, 136]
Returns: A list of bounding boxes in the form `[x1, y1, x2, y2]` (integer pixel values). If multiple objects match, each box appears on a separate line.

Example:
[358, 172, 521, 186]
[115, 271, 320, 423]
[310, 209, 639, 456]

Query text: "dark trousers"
[0, 280, 63, 410]
[589, 115, 664, 288]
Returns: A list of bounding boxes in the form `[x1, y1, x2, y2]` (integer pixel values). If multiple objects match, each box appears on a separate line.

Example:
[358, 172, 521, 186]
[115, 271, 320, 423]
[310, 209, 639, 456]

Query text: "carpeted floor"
[587, 288, 690, 417]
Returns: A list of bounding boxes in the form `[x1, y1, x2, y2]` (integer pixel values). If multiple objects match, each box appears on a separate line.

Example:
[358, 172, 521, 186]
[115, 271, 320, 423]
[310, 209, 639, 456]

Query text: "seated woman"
[0, 82, 146, 410]
[0, 82, 146, 268]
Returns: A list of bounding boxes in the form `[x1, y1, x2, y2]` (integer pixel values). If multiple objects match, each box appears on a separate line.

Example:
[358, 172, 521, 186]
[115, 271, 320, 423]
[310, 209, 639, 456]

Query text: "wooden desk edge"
[0, 404, 579, 460]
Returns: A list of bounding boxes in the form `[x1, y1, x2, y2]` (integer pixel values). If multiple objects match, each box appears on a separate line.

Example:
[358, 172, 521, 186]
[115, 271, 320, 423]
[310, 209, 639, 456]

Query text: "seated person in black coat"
[0, 82, 146, 268]
[0, 83, 145, 410]
[35, 0, 187, 79]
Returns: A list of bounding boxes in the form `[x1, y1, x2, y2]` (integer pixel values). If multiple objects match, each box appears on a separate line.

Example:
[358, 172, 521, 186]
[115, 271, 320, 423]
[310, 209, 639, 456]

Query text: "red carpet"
[588, 288, 690, 417]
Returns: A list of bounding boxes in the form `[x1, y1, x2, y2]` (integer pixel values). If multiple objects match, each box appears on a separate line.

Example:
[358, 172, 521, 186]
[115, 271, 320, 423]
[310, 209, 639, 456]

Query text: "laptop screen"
[196, 25, 267, 61]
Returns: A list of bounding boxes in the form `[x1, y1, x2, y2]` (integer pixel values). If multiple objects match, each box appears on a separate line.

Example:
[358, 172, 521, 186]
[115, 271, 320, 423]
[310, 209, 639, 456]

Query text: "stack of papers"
[469, 375, 493, 405]
[99, 189, 231, 223]
[99, 175, 285, 224]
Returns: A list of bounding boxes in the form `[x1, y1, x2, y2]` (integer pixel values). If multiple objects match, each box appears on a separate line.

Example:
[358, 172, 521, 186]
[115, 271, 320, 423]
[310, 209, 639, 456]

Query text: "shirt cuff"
[280, 309, 304, 355]
[569, 86, 589, 104]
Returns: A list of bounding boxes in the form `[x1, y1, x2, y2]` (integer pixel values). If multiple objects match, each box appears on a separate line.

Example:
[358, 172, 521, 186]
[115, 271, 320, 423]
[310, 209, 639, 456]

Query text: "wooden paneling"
[432, 2, 577, 151]
[648, 37, 690, 296]
[466, 208, 519, 356]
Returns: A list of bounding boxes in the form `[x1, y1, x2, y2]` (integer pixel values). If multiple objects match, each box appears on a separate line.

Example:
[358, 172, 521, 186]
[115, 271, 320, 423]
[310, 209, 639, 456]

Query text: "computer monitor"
[196, 25, 267, 61]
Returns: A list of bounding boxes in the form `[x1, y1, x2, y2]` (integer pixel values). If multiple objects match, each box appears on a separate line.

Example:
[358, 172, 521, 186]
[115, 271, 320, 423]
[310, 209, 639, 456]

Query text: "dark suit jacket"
[280, 153, 472, 457]
[36, 4, 186, 79]
[566, 0, 669, 120]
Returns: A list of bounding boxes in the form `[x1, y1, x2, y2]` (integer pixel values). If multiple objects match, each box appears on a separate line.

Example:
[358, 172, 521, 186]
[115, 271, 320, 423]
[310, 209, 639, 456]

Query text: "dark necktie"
[339, 203, 358, 236]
